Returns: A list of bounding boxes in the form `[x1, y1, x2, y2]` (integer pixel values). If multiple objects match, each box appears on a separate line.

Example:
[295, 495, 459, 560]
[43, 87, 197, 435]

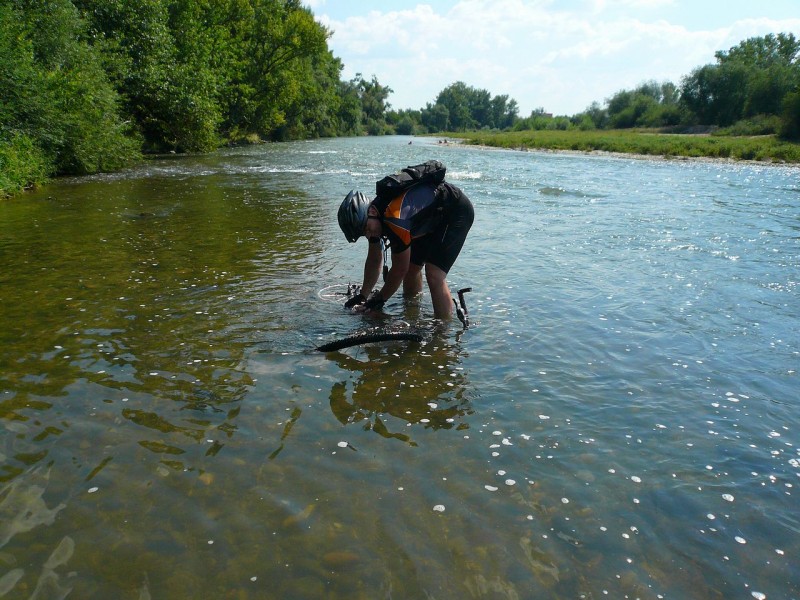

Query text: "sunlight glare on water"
[0, 136, 798, 599]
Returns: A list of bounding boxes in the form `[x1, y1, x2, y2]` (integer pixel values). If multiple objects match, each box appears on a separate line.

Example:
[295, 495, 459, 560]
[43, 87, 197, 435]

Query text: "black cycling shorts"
[410, 192, 474, 274]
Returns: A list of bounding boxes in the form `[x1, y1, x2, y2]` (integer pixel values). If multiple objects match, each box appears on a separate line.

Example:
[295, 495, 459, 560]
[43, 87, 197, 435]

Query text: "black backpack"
[375, 160, 446, 199]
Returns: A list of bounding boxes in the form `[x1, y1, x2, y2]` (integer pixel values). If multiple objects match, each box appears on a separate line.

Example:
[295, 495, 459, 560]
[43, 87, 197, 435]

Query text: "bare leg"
[404, 263, 424, 297]
[425, 264, 453, 318]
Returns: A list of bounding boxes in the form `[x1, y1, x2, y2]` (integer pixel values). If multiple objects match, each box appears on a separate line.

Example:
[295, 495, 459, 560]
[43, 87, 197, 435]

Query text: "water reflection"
[324, 327, 474, 446]
[0, 171, 310, 488]
[2, 139, 799, 598]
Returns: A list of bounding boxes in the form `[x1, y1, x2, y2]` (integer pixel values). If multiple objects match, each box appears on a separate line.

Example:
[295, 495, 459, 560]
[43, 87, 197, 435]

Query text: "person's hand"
[361, 291, 385, 312]
[351, 291, 385, 313]
[344, 293, 365, 308]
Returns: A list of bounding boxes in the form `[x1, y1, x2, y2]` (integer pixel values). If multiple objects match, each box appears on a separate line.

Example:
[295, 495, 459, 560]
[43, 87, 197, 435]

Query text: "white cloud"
[588, 0, 676, 11]
[314, 1, 800, 115]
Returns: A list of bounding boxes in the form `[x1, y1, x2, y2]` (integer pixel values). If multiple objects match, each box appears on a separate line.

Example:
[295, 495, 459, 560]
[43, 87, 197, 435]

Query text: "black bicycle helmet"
[338, 190, 370, 242]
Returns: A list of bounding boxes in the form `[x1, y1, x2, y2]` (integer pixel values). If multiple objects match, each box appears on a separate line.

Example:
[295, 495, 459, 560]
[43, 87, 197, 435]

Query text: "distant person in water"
[337, 164, 474, 319]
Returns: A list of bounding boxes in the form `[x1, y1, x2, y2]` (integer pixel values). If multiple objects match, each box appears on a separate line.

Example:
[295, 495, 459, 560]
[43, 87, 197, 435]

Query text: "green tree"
[580, 102, 608, 129]
[428, 82, 519, 132]
[272, 47, 344, 140]
[354, 74, 393, 134]
[385, 108, 421, 135]
[779, 89, 800, 139]
[469, 87, 492, 128]
[335, 78, 364, 136]
[0, 2, 51, 193]
[435, 82, 476, 130]
[716, 32, 799, 68]
[604, 81, 681, 128]
[606, 89, 651, 128]
[682, 62, 752, 126]
[76, 0, 209, 151]
[1, 0, 138, 184]
[238, 0, 329, 138]
[166, 0, 254, 147]
[420, 102, 449, 132]
[394, 117, 416, 135]
[78, 0, 337, 147]
[491, 95, 518, 129]
[680, 33, 800, 127]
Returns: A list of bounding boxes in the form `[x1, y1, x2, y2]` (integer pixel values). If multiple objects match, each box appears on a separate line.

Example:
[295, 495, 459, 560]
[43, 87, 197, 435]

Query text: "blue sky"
[304, 0, 800, 116]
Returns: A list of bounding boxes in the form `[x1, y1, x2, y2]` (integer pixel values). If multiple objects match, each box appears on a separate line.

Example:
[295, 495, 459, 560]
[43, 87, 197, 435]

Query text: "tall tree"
[426, 82, 518, 132]
[352, 74, 392, 134]
[491, 95, 518, 129]
[335, 78, 364, 136]
[780, 90, 800, 139]
[274, 47, 344, 140]
[435, 82, 475, 131]
[239, 0, 329, 138]
[420, 102, 449, 132]
[75, 0, 207, 151]
[681, 33, 800, 126]
[681, 62, 750, 125]
[715, 33, 799, 68]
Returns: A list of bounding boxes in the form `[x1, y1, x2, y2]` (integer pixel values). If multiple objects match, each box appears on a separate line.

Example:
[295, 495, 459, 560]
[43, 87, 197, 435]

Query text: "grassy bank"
[445, 129, 800, 164]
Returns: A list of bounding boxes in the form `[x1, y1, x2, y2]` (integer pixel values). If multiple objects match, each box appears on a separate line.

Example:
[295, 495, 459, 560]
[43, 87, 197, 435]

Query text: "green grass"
[444, 129, 800, 164]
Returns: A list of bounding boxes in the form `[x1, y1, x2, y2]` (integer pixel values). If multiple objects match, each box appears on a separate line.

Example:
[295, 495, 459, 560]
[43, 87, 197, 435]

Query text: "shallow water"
[0, 136, 798, 599]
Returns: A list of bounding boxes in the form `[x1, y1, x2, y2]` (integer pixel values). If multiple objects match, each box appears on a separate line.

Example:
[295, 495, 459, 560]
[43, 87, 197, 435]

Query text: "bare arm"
[356, 245, 410, 312]
[360, 240, 383, 296]
[377, 247, 410, 303]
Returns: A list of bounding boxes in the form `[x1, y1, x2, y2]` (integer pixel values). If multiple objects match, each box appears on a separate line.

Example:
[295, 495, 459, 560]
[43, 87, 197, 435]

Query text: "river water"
[0, 136, 798, 599]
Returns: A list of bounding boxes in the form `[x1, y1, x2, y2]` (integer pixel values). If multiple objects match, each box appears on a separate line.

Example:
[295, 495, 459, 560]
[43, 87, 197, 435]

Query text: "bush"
[717, 114, 782, 136]
[395, 117, 416, 135]
[0, 0, 141, 186]
[576, 115, 596, 131]
[0, 134, 52, 196]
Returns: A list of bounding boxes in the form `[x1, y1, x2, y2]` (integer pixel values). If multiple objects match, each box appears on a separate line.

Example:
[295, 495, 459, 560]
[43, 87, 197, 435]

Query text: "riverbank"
[441, 129, 800, 164]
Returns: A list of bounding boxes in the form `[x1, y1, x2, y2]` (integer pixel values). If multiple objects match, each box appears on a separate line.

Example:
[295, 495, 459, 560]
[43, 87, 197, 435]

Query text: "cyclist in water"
[337, 170, 474, 319]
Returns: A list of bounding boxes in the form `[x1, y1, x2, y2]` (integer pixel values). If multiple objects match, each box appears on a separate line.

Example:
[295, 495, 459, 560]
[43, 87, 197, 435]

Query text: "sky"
[303, 0, 800, 117]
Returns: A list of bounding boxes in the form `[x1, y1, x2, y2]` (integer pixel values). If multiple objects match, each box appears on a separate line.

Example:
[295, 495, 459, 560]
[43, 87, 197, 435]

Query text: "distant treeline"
[397, 33, 800, 141]
[1, 0, 798, 196]
[518, 33, 800, 140]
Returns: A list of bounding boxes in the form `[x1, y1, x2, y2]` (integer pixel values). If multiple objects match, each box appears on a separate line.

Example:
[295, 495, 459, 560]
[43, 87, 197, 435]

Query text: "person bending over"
[337, 170, 473, 318]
